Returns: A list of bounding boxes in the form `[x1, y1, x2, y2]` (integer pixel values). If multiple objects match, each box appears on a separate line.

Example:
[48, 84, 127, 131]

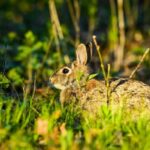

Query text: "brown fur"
[49, 43, 150, 114]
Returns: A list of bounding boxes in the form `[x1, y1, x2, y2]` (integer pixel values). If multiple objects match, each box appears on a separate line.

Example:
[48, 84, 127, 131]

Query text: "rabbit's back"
[109, 78, 150, 108]
[78, 78, 150, 113]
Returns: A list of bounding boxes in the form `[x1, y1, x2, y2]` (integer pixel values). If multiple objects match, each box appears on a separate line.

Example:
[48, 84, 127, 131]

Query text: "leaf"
[16, 45, 31, 60]
[88, 73, 98, 80]
[7, 68, 23, 85]
[0, 73, 10, 84]
[25, 31, 36, 45]
[32, 41, 43, 51]
[76, 71, 84, 81]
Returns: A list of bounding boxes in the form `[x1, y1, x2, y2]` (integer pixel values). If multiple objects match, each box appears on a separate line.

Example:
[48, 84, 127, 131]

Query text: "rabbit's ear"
[76, 43, 87, 65]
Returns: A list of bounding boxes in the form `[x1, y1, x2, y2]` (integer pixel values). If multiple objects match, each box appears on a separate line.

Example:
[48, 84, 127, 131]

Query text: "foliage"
[0, 0, 150, 149]
[1, 96, 150, 149]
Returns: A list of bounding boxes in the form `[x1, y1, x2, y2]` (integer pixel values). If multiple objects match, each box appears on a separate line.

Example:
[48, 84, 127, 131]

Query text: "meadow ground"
[1, 89, 150, 149]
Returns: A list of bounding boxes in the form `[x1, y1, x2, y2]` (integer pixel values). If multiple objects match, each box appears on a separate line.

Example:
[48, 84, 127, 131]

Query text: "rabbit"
[49, 43, 150, 114]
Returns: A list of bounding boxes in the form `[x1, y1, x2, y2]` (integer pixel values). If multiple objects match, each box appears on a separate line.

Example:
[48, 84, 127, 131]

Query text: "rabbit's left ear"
[76, 43, 87, 65]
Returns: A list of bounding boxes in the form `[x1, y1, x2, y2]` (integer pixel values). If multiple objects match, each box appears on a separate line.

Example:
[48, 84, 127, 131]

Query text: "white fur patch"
[53, 84, 66, 90]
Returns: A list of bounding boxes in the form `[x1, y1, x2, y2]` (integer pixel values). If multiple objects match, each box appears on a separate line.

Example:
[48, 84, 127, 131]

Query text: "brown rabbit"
[49, 43, 150, 114]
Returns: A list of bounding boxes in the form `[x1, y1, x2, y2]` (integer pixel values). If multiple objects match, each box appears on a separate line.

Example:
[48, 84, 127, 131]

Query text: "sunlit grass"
[0, 93, 150, 149]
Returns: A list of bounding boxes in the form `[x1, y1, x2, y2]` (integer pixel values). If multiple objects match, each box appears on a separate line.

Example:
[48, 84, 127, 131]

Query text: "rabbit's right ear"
[76, 43, 87, 65]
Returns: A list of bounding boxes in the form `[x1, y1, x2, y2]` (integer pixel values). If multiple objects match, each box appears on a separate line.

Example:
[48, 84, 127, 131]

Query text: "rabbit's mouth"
[52, 83, 66, 90]
[49, 81, 66, 90]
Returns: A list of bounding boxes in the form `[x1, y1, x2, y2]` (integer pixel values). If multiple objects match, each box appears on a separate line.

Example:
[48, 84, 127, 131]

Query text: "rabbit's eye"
[62, 68, 70, 74]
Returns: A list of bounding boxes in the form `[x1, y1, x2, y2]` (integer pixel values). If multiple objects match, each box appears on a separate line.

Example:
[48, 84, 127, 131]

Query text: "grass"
[1, 91, 150, 150]
[0, 37, 150, 149]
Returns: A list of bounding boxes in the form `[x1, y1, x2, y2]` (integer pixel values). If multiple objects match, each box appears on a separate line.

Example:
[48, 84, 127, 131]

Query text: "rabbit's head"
[50, 43, 92, 90]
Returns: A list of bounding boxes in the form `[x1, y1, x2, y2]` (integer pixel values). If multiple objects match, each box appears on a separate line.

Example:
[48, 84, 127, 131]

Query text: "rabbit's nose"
[49, 76, 55, 84]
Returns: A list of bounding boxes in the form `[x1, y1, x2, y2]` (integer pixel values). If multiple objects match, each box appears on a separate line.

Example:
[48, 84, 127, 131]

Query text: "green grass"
[1, 92, 150, 150]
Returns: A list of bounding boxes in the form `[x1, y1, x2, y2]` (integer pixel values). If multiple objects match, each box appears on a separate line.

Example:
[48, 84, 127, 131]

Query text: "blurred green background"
[0, 0, 150, 93]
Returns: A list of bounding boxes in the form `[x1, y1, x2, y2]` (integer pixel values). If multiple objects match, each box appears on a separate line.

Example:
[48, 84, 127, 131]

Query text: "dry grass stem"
[49, 0, 63, 40]
[92, 35, 106, 80]
[67, 0, 80, 46]
[114, 0, 125, 70]
[92, 35, 111, 105]
[129, 48, 150, 79]
[49, 0, 63, 60]
[106, 64, 111, 105]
